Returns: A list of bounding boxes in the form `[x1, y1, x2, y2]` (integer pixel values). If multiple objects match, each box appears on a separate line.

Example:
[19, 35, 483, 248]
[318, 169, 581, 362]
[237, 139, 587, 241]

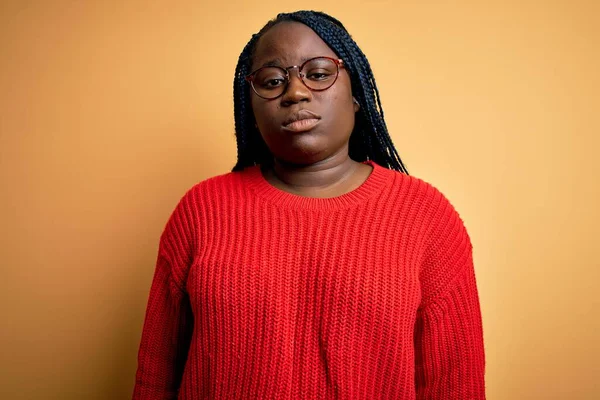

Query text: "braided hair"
[232, 10, 408, 174]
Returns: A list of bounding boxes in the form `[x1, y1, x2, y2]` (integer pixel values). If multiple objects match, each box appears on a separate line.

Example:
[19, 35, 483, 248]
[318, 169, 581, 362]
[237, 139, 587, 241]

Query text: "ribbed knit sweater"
[133, 160, 486, 400]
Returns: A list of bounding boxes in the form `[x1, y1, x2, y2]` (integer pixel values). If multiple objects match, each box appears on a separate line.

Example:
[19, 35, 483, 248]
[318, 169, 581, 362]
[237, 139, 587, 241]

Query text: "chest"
[186, 205, 424, 333]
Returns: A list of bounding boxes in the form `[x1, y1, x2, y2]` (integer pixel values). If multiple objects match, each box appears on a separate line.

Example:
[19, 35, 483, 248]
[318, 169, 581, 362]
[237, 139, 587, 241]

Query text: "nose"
[280, 66, 312, 106]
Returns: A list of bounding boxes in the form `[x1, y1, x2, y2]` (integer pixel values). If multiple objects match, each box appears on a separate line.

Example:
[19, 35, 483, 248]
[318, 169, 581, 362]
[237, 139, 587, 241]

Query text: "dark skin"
[250, 22, 372, 198]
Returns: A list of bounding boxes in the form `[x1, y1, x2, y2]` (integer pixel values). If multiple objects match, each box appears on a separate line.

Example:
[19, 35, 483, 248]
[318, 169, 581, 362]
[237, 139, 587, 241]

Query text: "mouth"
[283, 118, 320, 132]
[282, 109, 322, 133]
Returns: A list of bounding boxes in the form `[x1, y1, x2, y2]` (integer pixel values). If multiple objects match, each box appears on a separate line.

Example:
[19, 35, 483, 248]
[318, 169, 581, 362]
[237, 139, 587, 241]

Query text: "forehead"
[252, 22, 337, 69]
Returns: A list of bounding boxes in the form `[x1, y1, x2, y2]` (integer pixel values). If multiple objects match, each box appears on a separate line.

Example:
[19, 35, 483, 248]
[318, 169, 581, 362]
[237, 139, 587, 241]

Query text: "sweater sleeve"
[414, 189, 486, 400]
[132, 190, 198, 399]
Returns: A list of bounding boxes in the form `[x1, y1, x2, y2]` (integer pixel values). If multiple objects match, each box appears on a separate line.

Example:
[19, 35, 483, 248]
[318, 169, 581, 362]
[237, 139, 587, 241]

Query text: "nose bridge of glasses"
[282, 65, 310, 95]
[284, 65, 305, 81]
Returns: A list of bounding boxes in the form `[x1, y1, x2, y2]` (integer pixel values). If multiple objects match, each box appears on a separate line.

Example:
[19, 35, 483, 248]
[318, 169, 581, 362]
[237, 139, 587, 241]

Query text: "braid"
[231, 10, 408, 174]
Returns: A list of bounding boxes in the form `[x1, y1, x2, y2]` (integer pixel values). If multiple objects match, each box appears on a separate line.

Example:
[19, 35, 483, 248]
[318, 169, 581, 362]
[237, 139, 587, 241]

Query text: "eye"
[306, 70, 334, 81]
[254, 67, 287, 90]
[263, 78, 286, 88]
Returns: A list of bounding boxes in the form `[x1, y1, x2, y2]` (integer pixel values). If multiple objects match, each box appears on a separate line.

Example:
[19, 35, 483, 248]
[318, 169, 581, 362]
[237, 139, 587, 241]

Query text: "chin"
[270, 135, 327, 161]
[273, 146, 331, 166]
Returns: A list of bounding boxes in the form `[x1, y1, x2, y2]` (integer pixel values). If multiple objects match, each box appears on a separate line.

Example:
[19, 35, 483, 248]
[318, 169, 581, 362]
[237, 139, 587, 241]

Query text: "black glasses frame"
[245, 56, 345, 100]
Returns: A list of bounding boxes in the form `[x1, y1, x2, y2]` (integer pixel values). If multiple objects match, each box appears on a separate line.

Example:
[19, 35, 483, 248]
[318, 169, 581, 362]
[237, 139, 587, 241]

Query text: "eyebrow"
[260, 56, 316, 68]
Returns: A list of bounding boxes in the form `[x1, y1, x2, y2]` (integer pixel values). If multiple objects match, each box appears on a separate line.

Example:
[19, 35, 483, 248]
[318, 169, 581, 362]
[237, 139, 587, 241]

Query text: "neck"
[262, 150, 362, 196]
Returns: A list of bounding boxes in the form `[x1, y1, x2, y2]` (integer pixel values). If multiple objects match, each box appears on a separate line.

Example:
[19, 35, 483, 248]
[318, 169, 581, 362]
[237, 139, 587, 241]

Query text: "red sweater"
[133, 160, 485, 399]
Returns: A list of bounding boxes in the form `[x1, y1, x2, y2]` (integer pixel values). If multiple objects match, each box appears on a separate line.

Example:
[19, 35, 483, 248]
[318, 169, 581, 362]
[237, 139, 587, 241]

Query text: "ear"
[353, 97, 360, 112]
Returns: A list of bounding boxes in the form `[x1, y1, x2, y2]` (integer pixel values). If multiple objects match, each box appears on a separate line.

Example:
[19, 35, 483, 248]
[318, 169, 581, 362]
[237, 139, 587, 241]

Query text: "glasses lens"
[252, 67, 287, 99]
[249, 58, 339, 99]
[301, 58, 338, 90]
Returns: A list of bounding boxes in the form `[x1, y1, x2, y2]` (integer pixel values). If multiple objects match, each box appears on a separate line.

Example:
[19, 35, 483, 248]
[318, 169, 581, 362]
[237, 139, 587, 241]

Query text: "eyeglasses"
[245, 56, 345, 100]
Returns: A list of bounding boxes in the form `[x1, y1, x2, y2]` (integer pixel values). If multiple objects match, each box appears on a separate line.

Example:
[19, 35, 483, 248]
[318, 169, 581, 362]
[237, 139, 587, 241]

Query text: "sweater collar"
[243, 160, 393, 210]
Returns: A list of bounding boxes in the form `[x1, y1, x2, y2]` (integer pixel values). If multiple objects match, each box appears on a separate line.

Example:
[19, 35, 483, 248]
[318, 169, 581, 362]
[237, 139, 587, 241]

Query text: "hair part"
[232, 10, 409, 174]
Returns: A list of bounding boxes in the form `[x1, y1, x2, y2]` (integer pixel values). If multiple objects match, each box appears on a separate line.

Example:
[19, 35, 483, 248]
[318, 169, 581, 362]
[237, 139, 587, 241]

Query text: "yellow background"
[1, 1, 598, 399]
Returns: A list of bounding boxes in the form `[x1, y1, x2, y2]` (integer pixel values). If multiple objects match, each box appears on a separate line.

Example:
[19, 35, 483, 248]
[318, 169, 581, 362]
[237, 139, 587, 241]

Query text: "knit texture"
[132, 160, 486, 399]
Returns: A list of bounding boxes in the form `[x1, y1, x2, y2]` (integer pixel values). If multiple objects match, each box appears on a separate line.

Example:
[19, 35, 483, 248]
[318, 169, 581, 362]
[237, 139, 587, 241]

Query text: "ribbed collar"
[243, 160, 393, 211]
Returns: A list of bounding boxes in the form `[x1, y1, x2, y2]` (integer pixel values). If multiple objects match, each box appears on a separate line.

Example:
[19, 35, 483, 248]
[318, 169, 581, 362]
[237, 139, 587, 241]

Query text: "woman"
[133, 10, 485, 400]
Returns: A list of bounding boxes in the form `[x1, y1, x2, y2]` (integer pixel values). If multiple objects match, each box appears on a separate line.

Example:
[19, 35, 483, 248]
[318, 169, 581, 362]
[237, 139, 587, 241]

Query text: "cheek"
[251, 97, 278, 128]
[325, 86, 356, 128]
[333, 93, 355, 115]
[330, 76, 355, 114]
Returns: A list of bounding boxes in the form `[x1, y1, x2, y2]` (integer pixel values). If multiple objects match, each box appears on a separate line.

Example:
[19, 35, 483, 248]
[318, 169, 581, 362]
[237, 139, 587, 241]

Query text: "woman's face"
[250, 22, 359, 166]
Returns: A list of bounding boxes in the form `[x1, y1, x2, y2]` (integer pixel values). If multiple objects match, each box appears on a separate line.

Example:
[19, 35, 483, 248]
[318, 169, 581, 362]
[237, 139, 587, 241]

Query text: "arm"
[132, 191, 198, 399]
[415, 190, 486, 399]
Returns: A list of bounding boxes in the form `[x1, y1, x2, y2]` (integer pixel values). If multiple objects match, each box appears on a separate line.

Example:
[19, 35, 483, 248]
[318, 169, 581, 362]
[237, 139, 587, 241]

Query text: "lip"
[282, 109, 322, 132]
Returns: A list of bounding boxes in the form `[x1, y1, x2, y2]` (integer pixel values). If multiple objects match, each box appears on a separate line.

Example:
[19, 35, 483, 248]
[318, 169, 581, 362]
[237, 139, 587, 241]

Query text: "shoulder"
[382, 170, 477, 304]
[383, 166, 460, 217]
[172, 168, 251, 210]
[380, 165, 470, 243]
[399, 174, 473, 269]
[162, 169, 244, 230]
[185, 169, 246, 196]
[157, 168, 252, 289]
